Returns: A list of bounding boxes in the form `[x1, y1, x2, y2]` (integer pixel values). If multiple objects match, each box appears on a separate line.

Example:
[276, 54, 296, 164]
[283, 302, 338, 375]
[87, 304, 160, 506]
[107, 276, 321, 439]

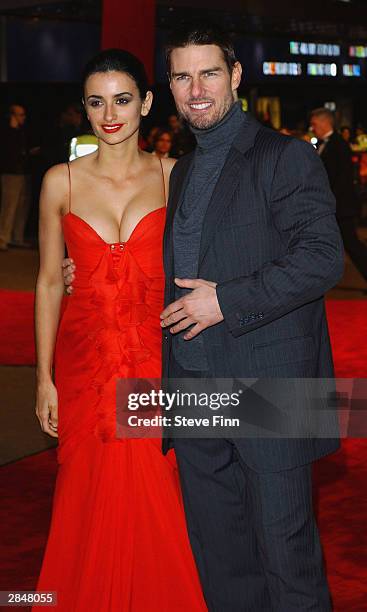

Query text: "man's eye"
[205, 72, 217, 77]
[176, 75, 189, 81]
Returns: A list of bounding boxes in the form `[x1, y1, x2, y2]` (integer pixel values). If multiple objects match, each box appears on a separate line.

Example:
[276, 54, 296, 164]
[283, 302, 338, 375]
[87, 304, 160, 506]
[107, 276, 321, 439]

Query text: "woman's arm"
[35, 164, 68, 437]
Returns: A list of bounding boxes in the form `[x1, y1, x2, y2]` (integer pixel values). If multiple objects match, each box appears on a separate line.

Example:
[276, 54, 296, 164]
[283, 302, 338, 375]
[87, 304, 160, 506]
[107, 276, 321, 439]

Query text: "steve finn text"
[127, 415, 240, 429]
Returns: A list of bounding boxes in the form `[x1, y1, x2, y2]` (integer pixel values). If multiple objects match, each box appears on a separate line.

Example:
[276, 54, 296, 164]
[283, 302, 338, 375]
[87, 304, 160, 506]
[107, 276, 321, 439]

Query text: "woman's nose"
[104, 104, 117, 122]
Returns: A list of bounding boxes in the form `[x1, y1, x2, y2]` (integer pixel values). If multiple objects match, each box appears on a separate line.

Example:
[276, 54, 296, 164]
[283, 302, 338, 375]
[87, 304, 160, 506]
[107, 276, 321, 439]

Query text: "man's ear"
[231, 61, 243, 92]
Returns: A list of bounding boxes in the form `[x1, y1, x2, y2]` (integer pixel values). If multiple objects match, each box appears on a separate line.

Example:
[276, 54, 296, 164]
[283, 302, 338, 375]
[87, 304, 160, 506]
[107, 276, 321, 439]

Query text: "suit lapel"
[163, 153, 194, 287]
[198, 114, 262, 267]
[198, 148, 243, 267]
[165, 153, 193, 231]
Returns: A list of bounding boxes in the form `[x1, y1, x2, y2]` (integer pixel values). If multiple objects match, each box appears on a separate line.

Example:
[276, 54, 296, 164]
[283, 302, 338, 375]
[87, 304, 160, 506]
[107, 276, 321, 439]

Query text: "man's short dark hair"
[310, 107, 335, 126]
[165, 20, 237, 77]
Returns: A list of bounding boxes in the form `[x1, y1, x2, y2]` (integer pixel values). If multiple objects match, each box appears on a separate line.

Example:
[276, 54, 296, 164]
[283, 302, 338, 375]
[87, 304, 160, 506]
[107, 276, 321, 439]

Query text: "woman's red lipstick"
[101, 124, 124, 134]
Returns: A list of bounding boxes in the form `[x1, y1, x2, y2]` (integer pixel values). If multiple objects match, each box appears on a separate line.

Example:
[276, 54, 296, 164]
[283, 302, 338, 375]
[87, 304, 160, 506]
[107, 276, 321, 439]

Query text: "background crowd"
[0, 100, 366, 289]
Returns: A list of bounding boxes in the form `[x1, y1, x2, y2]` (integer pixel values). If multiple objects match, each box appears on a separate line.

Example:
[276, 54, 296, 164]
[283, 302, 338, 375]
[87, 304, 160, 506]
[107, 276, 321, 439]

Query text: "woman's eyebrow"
[86, 92, 133, 100]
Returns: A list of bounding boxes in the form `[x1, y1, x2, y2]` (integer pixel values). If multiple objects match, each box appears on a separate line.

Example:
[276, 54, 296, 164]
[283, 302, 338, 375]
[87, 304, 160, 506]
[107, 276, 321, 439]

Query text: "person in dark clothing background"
[311, 107, 367, 287]
[168, 113, 195, 158]
[0, 104, 32, 250]
[40, 103, 84, 171]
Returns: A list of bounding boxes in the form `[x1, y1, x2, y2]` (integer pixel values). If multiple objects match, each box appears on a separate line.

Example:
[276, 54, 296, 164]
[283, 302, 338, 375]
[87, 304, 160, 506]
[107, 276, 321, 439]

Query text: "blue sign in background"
[6, 19, 101, 82]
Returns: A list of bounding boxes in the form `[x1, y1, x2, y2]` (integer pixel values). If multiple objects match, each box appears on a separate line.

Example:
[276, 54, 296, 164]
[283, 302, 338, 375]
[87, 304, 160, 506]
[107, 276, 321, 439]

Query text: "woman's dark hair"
[165, 20, 237, 76]
[82, 49, 149, 100]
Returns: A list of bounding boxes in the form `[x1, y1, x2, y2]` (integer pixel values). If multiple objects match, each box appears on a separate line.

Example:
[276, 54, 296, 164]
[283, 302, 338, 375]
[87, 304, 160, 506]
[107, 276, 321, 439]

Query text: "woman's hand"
[36, 379, 59, 438]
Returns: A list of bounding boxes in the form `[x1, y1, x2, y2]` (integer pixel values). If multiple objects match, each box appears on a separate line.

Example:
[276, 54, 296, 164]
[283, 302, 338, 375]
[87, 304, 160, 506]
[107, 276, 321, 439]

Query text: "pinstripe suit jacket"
[162, 114, 344, 470]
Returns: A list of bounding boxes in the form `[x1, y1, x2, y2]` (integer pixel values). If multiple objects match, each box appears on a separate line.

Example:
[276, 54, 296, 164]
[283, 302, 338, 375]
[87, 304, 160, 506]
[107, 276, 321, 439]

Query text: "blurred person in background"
[143, 125, 160, 152]
[41, 103, 84, 170]
[340, 125, 352, 145]
[168, 113, 181, 133]
[168, 112, 195, 157]
[311, 108, 367, 286]
[353, 126, 367, 152]
[152, 128, 173, 158]
[301, 131, 312, 143]
[0, 104, 32, 250]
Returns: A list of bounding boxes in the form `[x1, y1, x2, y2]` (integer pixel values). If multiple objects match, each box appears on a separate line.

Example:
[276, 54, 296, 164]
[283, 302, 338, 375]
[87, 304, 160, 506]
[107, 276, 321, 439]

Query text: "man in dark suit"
[160, 23, 344, 611]
[311, 107, 367, 286]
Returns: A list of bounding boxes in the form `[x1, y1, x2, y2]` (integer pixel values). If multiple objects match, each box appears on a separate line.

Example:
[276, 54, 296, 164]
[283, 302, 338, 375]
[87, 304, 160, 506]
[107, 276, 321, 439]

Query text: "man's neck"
[320, 129, 333, 141]
[190, 100, 245, 151]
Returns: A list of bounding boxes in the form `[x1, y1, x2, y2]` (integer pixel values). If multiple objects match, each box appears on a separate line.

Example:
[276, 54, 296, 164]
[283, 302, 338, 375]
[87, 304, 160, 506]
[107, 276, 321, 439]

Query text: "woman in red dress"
[34, 49, 206, 612]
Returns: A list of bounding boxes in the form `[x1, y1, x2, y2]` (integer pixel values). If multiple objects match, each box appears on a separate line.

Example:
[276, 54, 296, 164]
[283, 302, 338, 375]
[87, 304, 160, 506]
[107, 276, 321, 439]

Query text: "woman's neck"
[94, 132, 142, 178]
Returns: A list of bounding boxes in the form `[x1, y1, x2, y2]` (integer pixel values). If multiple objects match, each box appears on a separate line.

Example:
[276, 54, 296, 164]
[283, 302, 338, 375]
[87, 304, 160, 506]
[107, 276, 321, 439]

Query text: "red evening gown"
[33, 166, 206, 612]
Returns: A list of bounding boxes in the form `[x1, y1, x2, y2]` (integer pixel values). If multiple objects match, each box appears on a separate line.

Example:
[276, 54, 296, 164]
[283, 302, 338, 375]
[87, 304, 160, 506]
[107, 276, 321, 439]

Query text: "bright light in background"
[307, 63, 338, 77]
[325, 101, 336, 111]
[349, 46, 367, 58]
[290, 41, 340, 56]
[343, 64, 361, 77]
[263, 62, 302, 76]
[239, 97, 248, 112]
[69, 136, 98, 161]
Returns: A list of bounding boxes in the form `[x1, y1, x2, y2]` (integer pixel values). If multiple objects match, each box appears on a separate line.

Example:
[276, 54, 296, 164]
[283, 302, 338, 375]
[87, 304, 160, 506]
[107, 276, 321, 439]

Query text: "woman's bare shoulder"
[42, 153, 96, 197]
[42, 162, 69, 185]
[41, 162, 74, 216]
[41, 164, 70, 206]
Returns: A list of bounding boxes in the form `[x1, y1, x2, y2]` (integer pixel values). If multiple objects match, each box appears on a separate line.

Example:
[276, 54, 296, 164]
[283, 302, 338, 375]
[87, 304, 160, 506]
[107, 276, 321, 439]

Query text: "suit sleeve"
[215, 138, 344, 338]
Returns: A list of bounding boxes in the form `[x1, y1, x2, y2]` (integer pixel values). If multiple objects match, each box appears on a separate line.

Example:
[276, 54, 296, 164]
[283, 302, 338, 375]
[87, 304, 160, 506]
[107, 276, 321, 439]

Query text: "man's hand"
[62, 257, 75, 294]
[160, 278, 224, 340]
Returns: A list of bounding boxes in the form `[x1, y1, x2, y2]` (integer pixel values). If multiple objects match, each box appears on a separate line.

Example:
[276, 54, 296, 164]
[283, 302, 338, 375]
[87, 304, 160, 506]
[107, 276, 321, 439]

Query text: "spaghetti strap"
[158, 157, 167, 206]
[66, 162, 72, 213]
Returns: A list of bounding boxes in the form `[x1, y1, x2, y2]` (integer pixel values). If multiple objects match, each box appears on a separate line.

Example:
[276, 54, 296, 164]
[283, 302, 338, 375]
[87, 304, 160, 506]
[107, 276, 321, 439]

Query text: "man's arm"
[216, 138, 344, 338]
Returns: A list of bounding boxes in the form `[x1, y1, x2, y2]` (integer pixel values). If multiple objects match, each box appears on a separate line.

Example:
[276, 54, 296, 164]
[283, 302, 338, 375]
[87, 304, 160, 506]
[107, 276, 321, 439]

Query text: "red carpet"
[314, 439, 367, 610]
[325, 300, 367, 377]
[0, 290, 36, 365]
[0, 290, 67, 366]
[0, 290, 366, 372]
[0, 292, 366, 609]
[0, 450, 55, 595]
[0, 442, 366, 610]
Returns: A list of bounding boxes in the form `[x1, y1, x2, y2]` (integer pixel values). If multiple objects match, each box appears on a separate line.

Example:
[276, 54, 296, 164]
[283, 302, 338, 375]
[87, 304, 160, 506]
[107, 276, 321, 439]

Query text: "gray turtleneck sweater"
[172, 100, 246, 371]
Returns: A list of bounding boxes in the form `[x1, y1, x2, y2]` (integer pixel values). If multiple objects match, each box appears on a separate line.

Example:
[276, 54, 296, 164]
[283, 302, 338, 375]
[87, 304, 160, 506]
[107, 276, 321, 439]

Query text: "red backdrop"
[101, 0, 156, 83]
